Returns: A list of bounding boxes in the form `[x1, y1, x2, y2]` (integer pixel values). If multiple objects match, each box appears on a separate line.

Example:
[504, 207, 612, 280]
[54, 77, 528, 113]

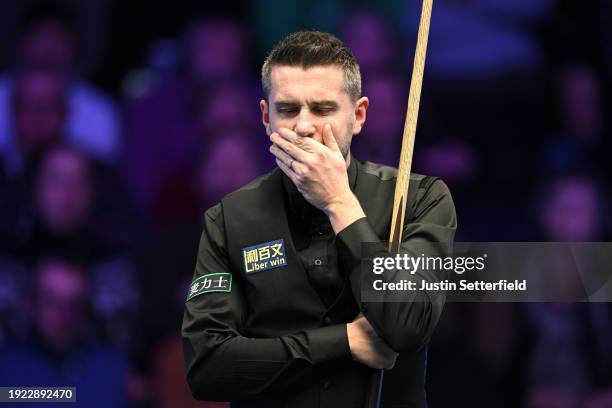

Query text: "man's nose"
[293, 113, 316, 138]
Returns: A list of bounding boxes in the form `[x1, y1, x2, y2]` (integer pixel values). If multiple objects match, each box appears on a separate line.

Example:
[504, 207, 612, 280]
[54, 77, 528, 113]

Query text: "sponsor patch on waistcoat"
[242, 239, 287, 274]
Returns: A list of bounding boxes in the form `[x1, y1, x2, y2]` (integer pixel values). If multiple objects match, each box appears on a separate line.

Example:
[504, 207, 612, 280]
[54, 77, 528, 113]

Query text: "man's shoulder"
[357, 160, 431, 186]
[229, 168, 280, 196]
[356, 160, 452, 210]
[203, 169, 280, 222]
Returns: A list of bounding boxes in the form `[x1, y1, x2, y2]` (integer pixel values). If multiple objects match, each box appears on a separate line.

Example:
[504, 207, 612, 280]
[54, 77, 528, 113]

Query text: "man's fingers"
[271, 145, 306, 176]
[277, 128, 319, 153]
[322, 123, 341, 153]
[270, 131, 310, 161]
[269, 144, 293, 167]
[277, 128, 316, 146]
[277, 127, 327, 155]
[276, 158, 300, 183]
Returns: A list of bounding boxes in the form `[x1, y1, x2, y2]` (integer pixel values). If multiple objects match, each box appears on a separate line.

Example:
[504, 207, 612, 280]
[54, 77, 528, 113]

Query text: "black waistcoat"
[221, 162, 434, 408]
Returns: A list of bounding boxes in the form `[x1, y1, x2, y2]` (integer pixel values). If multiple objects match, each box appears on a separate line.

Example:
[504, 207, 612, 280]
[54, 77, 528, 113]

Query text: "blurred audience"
[341, 10, 400, 74]
[194, 130, 261, 209]
[0, 259, 130, 408]
[123, 18, 259, 219]
[522, 173, 612, 407]
[428, 303, 524, 407]
[2, 144, 141, 351]
[0, 5, 120, 167]
[537, 174, 608, 242]
[2, 68, 66, 178]
[353, 72, 406, 166]
[544, 65, 604, 174]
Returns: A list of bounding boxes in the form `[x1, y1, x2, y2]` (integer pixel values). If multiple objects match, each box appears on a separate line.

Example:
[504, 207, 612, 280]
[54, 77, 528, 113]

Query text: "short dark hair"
[261, 31, 361, 102]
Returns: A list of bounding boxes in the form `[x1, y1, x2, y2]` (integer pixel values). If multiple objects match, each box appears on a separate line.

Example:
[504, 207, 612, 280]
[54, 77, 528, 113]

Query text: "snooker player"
[182, 30, 456, 407]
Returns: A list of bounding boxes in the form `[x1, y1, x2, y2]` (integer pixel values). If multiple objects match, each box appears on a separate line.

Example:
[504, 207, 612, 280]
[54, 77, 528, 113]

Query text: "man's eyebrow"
[308, 100, 339, 109]
[274, 101, 300, 109]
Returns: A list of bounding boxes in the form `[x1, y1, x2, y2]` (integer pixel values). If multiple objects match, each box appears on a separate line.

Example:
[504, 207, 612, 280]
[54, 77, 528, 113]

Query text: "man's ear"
[352, 96, 369, 135]
[260, 99, 272, 136]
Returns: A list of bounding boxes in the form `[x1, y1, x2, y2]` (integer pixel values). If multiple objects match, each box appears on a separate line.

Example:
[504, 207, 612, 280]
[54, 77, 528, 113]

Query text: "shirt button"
[314, 258, 323, 266]
[323, 316, 332, 325]
[323, 379, 332, 390]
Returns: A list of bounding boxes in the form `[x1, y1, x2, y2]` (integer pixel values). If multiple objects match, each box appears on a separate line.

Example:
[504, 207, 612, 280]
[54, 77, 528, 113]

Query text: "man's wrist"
[324, 192, 366, 234]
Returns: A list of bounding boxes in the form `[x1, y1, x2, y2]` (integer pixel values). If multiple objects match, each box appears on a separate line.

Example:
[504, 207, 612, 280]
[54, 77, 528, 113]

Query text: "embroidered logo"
[242, 239, 287, 274]
[187, 273, 232, 301]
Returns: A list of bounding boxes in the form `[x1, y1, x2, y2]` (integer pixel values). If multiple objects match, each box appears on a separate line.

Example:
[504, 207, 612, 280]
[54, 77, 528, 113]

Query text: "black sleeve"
[336, 178, 457, 353]
[181, 204, 351, 401]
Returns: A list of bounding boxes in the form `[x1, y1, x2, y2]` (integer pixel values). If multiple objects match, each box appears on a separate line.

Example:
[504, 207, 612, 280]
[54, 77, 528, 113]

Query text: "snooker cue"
[365, 0, 434, 406]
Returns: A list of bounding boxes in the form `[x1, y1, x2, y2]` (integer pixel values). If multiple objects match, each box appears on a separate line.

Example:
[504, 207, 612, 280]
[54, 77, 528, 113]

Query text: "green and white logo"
[187, 272, 232, 301]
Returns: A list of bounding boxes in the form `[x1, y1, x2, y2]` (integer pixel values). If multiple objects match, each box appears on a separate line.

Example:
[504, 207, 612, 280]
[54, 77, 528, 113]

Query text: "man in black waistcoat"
[182, 31, 457, 407]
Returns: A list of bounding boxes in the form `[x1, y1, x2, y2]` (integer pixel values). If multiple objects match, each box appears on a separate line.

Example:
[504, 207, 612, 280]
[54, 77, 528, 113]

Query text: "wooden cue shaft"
[388, 0, 433, 253]
[366, 1, 434, 408]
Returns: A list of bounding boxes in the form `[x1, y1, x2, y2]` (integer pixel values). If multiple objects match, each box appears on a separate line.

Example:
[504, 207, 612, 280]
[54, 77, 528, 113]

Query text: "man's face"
[260, 65, 368, 159]
[35, 149, 92, 236]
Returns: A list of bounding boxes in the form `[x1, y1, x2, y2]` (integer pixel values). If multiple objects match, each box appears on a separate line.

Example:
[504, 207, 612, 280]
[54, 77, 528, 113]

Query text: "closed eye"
[310, 101, 338, 116]
[274, 102, 300, 117]
[311, 106, 336, 116]
[276, 107, 300, 116]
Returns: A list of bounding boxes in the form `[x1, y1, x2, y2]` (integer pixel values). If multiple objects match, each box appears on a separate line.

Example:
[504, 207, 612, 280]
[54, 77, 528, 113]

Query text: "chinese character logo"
[242, 239, 287, 274]
[186, 273, 232, 301]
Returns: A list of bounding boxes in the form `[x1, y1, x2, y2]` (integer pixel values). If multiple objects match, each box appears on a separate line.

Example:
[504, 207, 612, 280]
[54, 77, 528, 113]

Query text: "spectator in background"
[537, 174, 608, 241]
[0, 4, 120, 168]
[427, 303, 524, 408]
[183, 18, 251, 85]
[544, 65, 604, 174]
[145, 81, 261, 228]
[12, 144, 96, 261]
[0, 259, 130, 408]
[6, 144, 140, 351]
[194, 130, 262, 210]
[352, 72, 406, 166]
[0, 68, 66, 247]
[523, 173, 612, 408]
[401, 0, 559, 239]
[341, 10, 400, 75]
[196, 83, 260, 140]
[2, 68, 66, 178]
[123, 18, 259, 219]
